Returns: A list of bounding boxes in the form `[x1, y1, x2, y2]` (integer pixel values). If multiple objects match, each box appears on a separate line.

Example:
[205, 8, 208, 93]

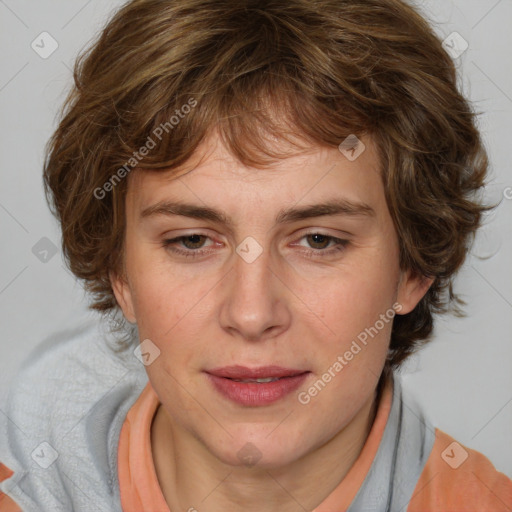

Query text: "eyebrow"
[140, 198, 375, 226]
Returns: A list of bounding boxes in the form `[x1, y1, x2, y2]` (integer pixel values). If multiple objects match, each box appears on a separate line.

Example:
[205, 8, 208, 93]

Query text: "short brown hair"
[43, 0, 489, 368]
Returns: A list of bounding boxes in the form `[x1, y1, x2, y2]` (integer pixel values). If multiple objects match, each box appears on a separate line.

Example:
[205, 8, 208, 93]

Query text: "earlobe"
[110, 271, 137, 323]
[396, 270, 434, 315]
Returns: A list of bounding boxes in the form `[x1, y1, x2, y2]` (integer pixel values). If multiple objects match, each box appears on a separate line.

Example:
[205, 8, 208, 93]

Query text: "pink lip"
[205, 366, 310, 406]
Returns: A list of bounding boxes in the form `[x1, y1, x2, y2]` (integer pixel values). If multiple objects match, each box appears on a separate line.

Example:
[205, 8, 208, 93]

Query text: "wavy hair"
[43, 0, 489, 367]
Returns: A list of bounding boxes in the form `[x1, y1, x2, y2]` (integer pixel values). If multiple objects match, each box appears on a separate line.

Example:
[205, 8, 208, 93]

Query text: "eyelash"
[161, 233, 349, 259]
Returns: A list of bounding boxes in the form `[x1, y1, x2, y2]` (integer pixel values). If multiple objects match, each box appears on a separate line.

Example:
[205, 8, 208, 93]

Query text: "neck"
[151, 385, 381, 512]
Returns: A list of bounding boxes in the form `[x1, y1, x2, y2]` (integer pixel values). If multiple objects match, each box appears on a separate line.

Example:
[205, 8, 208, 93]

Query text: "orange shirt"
[116, 379, 512, 512]
[0, 464, 18, 512]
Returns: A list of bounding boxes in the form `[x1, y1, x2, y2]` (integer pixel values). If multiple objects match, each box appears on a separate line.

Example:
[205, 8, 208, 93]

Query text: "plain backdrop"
[0, 0, 511, 477]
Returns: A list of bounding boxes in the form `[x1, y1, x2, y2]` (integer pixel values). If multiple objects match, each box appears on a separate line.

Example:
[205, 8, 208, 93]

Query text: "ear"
[110, 270, 137, 323]
[396, 270, 434, 315]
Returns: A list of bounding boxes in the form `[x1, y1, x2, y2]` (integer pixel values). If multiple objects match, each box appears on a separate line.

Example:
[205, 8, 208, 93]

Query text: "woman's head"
[43, 0, 488, 369]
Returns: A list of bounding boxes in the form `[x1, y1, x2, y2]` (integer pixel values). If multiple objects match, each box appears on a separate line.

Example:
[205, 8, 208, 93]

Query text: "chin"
[204, 429, 307, 469]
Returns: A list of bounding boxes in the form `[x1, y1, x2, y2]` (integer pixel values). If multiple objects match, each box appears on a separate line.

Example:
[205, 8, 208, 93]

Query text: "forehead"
[126, 131, 385, 216]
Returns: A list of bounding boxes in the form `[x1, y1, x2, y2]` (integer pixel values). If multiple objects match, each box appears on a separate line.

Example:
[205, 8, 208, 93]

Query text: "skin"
[112, 131, 432, 512]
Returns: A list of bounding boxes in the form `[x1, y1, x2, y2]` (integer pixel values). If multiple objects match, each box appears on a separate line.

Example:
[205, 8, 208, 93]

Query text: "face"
[112, 132, 430, 469]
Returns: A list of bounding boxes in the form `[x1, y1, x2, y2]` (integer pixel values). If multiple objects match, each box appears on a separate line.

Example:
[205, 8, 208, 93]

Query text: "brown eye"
[306, 234, 331, 249]
[162, 233, 220, 259]
[181, 234, 208, 249]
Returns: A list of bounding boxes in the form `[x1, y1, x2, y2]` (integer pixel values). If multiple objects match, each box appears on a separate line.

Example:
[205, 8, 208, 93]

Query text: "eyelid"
[161, 227, 219, 238]
[161, 228, 224, 245]
[288, 227, 353, 243]
[162, 232, 222, 248]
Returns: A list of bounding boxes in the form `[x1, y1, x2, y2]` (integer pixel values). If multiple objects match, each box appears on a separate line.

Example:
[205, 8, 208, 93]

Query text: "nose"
[218, 245, 291, 342]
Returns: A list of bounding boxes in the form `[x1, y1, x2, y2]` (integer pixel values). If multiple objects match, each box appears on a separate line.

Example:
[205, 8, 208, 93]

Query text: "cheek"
[132, 278, 205, 339]
[297, 276, 395, 422]
[304, 264, 399, 339]
[128, 266, 219, 375]
[131, 275, 210, 401]
[125, 248, 194, 332]
[130, 278, 174, 336]
[125, 239, 221, 332]
[292, 253, 400, 394]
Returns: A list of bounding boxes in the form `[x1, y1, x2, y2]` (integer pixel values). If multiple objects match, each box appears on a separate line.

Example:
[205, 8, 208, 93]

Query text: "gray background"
[1, 0, 511, 477]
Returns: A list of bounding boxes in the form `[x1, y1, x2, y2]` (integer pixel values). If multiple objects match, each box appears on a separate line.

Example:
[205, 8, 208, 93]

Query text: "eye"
[176, 234, 208, 249]
[304, 233, 334, 249]
[292, 232, 349, 257]
[162, 233, 218, 258]
[162, 231, 349, 260]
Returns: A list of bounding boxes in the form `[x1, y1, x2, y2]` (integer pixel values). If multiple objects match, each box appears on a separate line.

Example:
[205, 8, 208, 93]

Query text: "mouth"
[230, 377, 282, 383]
[205, 365, 311, 406]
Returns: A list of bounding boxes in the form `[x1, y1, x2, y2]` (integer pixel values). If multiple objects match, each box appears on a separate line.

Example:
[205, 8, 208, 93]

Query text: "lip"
[207, 365, 307, 379]
[205, 366, 310, 406]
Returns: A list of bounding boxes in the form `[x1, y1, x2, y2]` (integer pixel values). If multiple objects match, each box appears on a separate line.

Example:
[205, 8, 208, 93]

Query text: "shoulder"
[2, 317, 145, 448]
[0, 317, 147, 511]
[407, 429, 512, 512]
